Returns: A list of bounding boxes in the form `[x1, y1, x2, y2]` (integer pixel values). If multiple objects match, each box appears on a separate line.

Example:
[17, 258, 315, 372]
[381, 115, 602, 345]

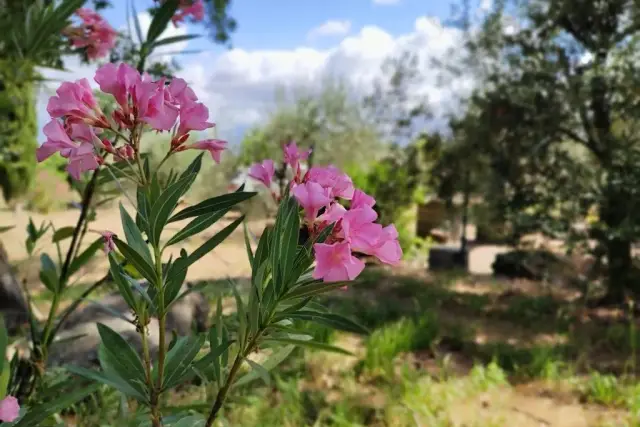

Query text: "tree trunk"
[599, 187, 635, 304]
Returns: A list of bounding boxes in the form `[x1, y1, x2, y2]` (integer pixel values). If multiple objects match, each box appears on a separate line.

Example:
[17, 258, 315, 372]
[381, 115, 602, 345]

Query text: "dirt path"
[0, 206, 267, 287]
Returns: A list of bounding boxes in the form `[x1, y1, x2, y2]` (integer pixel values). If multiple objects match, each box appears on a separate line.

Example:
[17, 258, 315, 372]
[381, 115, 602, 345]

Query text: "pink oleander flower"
[36, 120, 100, 179]
[67, 122, 103, 150]
[340, 206, 383, 255]
[167, 77, 198, 106]
[312, 242, 365, 282]
[47, 79, 102, 124]
[372, 225, 403, 265]
[133, 77, 179, 131]
[172, 0, 206, 26]
[69, 8, 117, 60]
[67, 142, 101, 180]
[317, 202, 346, 224]
[292, 181, 332, 222]
[248, 160, 275, 188]
[36, 120, 78, 161]
[186, 139, 227, 163]
[95, 63, 139, 109]
[283, 141, 311, 173]
[351, 189, 376, 210]
[0, 396, 20, 423]
[177, 101, 214, 138]
[306, 166, 354, 200]
[99, 231, 116, 253]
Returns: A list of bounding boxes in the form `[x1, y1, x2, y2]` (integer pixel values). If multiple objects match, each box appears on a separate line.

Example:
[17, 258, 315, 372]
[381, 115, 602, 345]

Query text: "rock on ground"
[48, 285, 209, 368]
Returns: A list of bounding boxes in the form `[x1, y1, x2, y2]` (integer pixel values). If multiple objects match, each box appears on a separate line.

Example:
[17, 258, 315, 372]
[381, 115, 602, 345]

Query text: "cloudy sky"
[37, 0, 486, 144]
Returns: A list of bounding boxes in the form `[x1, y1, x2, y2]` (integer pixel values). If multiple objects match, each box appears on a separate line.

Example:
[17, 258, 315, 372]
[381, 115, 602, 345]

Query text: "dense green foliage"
[0, 62, 38, 202]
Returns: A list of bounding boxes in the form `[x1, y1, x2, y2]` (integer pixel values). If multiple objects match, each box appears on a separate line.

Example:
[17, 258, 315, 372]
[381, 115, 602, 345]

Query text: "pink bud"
[0, 396, 20, 422]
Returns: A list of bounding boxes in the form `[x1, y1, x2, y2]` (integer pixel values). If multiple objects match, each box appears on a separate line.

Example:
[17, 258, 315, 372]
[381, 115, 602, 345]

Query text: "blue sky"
[102, 0, 457, 52]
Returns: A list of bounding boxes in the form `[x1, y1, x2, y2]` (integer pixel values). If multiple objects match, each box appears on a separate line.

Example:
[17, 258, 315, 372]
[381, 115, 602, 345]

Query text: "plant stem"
[204, 331, 265, 427]
[150, 244, 167, 424]
[41, 168, 100, 350]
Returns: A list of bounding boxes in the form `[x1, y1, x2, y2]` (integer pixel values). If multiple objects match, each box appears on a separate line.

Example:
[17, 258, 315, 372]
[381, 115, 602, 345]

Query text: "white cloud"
[35, 16, 475, 145]
[177, 16, 473, 141]
[372, 0, 401, 5]
[307, 20, 352, 39]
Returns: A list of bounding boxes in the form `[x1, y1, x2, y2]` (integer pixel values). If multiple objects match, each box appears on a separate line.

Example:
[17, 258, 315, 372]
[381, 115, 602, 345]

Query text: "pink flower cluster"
[155, 0, 206, 26]
[66, 8, 117, 60]
[248, 143, 402, 283]
[37, 63, 226, 179]
[0, 396, 19, 422]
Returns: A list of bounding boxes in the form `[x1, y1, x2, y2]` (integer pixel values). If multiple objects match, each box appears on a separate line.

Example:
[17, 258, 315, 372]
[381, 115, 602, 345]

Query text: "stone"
[0, 240, 29, 334]
[428, 245, 468, 271]
[48, 284, 209, 368]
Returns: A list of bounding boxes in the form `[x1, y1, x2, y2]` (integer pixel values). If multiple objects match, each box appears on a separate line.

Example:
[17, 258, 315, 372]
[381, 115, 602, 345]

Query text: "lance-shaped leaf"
[169, 191, 256, 223]
[68, 238, 103, 278]
[52, 226, 74, 243]
[165, 209, 227, 247]
[161, 335, 205, 390]
[97, 324, 147, 386]
[277, 311, 368, 335]
[39, 253, 58, 292]
[114, 239, 157, 285]
[148, 174, 197, 246]
[263, 337, 353, 355]
[108, 254, 137, 312]
[233, 345, 296, 388]
[11, 383, 101, 427]
[120, 203, 152, 264]
[146, 0, 180, 44]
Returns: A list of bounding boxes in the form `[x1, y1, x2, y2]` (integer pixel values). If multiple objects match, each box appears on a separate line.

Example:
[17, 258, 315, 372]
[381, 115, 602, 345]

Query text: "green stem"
[151, 244, 166, 423]
[204, 331, 265, 427]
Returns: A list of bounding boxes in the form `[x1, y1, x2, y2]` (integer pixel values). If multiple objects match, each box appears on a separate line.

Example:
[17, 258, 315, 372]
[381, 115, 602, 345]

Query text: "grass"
[68, 267, 640, 426]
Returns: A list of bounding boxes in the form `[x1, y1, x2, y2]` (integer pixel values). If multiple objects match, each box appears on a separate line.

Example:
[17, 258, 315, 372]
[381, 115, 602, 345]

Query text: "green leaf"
[11, 382, 101, 427]
[39, 253, 58, 292]
[170, 416, 205, 427]
[282, 311, 368, 335]
[264, 338, 353, 355]
[163, 255, 189, 308]
[52, 227, 74, 243]
[114, 239, 157, 285]
[149, 174, 196, 246]
[97, 324, 147, 383]
[153, 34, 201, 47]
[108, 254, 138, 312]
[146, 0, 180, 44]
[243, 222, 254, 267]
[161, 335, 205, 390]
[131, 0, 144, 44]
[136, 187, 150, 234]
[169, 191, 256, 223]
[183, 216, 245, 268]
[233, 345, 295, 388]
[178, 152, 204, 190]
[0, 225, 14, 234]
[283, 281, 346, 300]
[165, 209, 227, 247]
[66, 365, 147, 403]
[230, 279, 247, 347]
[120, 203, 152, 264]
[68, 238, 103, 278]
[0, 364, 9, 400]
[246, 359, 271, 386]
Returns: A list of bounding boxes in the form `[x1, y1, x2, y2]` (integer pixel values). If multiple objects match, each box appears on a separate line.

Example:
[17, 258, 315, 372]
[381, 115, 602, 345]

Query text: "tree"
[238, 79, 383, 169]
[457, 0, 640, 302]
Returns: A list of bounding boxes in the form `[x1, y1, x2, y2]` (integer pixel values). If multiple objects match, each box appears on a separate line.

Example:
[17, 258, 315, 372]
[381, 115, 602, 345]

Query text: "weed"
[364, 312, 439, 376]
